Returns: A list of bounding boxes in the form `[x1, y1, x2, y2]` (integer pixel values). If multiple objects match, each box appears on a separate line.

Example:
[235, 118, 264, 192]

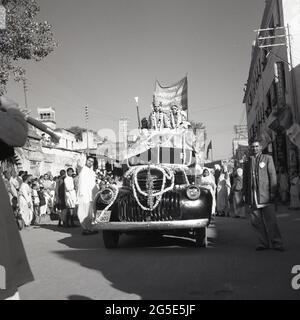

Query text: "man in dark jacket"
[243, 141, 284, 251]
[0, 96, 34, 299]
[55, 170, 67, 227]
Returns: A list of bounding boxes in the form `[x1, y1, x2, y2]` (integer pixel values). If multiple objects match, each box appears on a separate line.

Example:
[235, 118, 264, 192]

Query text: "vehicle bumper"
[92, 218, 209, 231]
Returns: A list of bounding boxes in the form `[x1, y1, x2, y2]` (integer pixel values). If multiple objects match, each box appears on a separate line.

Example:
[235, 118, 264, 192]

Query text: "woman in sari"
[216, 166, 231, 217]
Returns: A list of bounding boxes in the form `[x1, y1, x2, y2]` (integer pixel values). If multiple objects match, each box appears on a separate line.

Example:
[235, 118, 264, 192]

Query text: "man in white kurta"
[77, 156, 97, 234]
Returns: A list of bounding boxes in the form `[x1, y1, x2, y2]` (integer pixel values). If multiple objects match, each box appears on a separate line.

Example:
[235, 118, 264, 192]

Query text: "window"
[40, 113, 53, 121]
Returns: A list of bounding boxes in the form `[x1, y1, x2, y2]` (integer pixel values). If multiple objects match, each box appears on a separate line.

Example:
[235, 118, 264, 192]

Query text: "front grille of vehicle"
[136, 178, 165, 193]
[118, 191, 181, 222]
[136, 169, 165, 193]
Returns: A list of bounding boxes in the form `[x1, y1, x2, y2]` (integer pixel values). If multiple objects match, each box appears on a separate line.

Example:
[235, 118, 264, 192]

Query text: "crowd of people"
[1, 166, 122, 230]
[196, 161, 300, 220]
[3, 153, 294, 239]
[196, 165, 247, 219]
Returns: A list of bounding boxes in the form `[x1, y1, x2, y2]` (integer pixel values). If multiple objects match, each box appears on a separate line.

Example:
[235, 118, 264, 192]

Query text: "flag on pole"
[206, 140, 212, 160]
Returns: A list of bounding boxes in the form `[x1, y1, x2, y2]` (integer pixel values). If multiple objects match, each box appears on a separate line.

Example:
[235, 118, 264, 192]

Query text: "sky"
[7, 0, 266, 160]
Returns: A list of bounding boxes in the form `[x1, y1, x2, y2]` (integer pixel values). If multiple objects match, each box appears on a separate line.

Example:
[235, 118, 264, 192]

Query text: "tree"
[0, 0, 57, 95]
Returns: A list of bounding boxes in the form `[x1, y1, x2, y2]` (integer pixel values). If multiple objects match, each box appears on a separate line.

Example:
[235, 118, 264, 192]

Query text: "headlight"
[99, 187, 114, 204]
[186, 185, 201, 200]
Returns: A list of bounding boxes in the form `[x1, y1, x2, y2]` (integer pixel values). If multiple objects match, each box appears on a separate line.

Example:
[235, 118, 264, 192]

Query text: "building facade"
[243, 0, 300, 174]
[14, 107, 105, 176]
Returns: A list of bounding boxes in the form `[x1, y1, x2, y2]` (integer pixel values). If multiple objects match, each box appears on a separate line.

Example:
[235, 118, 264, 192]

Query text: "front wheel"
[103, 231, 120, 249]
[194, 228, 207, 248]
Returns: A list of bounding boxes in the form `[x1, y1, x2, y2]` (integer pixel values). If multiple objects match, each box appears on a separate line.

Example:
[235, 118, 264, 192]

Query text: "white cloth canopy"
[121, 128, 196, 161]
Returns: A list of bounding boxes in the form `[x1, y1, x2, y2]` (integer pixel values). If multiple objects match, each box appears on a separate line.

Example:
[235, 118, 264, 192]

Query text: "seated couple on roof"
[146, 102, 190, 131]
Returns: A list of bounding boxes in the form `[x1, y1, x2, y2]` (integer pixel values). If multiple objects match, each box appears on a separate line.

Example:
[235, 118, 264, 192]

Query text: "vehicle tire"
[194, 227, 207, 248]
[103, 231, 120, 249]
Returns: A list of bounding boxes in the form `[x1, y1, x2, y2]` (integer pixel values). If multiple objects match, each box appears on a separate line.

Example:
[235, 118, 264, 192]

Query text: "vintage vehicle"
[92, 129, 213, 249]
[92, 76, 212, 248]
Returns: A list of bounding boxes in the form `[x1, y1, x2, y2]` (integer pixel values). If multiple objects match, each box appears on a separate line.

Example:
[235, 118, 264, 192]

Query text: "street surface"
[19, 206, 300, 300]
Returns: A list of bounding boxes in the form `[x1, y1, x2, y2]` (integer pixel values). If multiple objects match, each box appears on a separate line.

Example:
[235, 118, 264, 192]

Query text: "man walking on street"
[243, 141, 284, 251]
[55, 170, 67, 227]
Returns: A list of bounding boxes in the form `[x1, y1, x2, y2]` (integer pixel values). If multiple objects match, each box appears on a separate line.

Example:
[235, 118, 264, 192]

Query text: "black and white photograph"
[1, 0, 300, 304]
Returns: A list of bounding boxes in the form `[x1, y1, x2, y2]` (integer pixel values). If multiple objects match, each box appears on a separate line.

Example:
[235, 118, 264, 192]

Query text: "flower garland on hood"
[125, 164, 175, 211]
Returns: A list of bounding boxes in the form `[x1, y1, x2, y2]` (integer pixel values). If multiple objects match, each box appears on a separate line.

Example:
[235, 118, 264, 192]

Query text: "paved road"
[19, 206, 300, 300]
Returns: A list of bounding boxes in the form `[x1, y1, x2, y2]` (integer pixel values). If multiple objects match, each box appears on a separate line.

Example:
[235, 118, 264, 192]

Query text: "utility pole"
[255, 26, 291, 106]
[256, 25, 298, 121]
[85, 105, 89, 155]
